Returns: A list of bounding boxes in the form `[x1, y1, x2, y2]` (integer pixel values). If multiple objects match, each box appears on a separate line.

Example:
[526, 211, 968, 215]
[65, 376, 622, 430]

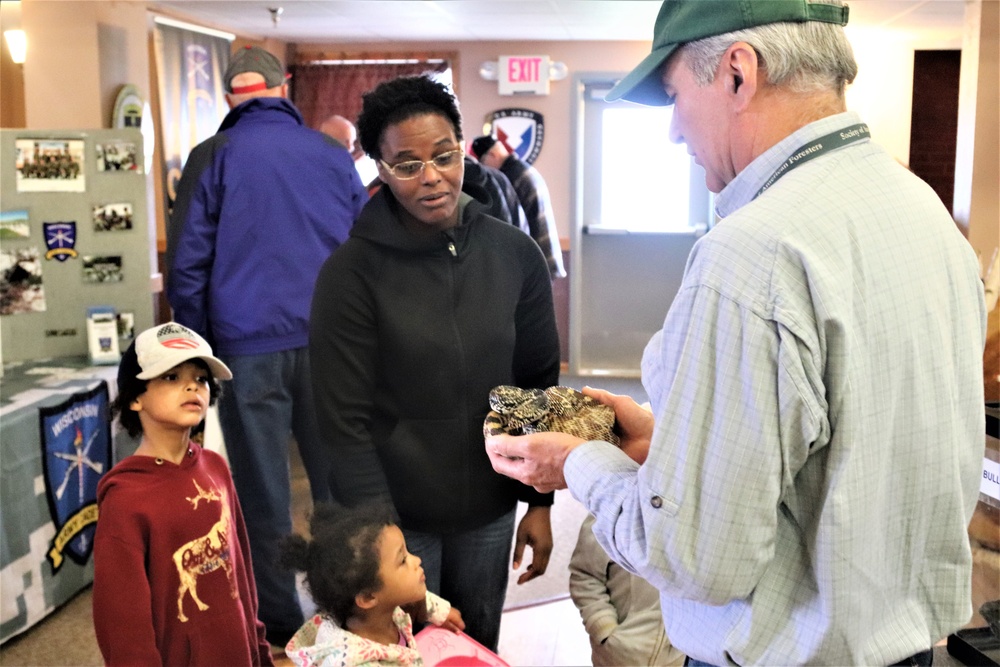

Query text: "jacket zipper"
[443, 228, 468, 496]
[443, 228, 458, 258]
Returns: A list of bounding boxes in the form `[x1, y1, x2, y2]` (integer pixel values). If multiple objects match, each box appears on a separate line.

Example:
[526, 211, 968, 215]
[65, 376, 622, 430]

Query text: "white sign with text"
[498, 56, 551, 95]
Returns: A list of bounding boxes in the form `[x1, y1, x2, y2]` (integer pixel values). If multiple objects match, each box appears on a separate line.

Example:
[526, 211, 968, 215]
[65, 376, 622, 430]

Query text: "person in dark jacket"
[166, 45, 368, 650]
[463, 155, 530, 233]
[471, 135, 567, 281]
[309, 75, 560, 653]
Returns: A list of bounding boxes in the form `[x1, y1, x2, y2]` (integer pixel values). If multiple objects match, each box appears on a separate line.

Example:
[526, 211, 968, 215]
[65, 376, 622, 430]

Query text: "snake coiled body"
[483, 385, 620, 447]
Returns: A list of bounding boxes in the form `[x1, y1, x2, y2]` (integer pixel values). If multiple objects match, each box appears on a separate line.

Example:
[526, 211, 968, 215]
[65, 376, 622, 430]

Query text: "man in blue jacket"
[166, 45, 368, 651]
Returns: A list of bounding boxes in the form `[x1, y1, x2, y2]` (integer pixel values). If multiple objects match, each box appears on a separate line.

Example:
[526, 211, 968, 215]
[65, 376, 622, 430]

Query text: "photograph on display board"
[0, 209, 30, 239]
[81, 255, 123, 283]
[1, 246, 47, 315]
[92, 202, 133, 232]
[14, 139, 86, 192]
[95, 141, 139, 172]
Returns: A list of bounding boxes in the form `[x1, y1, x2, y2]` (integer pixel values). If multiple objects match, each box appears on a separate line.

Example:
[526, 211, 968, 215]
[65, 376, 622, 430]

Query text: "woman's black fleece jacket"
[309, 183, 559, 533]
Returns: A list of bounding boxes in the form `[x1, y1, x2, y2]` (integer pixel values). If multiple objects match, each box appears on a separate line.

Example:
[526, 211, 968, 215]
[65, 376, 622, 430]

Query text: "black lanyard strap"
[755, 123, 870, 198]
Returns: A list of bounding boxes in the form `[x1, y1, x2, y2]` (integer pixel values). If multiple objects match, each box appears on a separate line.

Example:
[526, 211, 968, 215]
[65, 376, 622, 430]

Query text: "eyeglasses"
[379, 149, 464, 180]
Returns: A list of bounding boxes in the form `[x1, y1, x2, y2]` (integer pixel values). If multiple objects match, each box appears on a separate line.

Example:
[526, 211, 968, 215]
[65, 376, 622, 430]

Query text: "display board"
[0, 129, 153, 364]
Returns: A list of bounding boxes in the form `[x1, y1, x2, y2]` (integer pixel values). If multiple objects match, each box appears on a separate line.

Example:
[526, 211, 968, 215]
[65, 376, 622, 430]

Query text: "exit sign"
[498, 55, 551, 95]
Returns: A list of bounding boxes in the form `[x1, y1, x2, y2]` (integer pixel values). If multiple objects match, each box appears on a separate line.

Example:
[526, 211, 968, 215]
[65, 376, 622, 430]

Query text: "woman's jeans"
[402, 508, 517, 652]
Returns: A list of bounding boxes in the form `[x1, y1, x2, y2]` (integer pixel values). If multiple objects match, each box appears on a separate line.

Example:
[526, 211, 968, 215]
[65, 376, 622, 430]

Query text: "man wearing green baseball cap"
[485, 1, 987, 665]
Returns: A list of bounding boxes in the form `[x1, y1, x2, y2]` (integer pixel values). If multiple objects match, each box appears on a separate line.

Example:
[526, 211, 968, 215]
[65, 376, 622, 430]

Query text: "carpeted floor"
[0, 587, 102, 667]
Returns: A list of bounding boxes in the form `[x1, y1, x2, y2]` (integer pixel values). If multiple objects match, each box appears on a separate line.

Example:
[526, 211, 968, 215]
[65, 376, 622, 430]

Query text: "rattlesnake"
[483, 385, 620, 447]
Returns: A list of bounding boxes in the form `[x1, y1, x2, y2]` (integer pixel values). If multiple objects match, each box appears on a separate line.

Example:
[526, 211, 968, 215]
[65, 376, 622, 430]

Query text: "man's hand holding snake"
[485, 429, 583, 493]
[485, 386, 654, 491]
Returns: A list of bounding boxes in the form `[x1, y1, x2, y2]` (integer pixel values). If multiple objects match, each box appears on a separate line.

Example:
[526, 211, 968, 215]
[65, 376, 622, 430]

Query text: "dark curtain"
[289, 61, 449, 131]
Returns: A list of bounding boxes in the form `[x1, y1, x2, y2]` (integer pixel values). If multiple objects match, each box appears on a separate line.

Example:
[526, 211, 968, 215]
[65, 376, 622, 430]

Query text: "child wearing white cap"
[92, 322, 273, 666]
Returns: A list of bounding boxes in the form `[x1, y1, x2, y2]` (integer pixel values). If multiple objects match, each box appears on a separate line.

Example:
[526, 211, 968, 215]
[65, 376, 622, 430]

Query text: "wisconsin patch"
[43, 222, 78, 261]
[39, 383, 111, 571]
[488, 108, 545, 165]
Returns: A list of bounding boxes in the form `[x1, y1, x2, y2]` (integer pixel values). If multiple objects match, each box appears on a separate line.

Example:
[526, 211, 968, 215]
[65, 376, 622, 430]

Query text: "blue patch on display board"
[38, 382, 112, 571]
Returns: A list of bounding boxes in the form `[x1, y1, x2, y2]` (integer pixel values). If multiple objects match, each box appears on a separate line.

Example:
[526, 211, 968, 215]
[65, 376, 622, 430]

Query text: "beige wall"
[296, 39, 652, 245]
[845, 29, 958, 165]
[19, 0, 96, 129]
[460, 40, 652, 245]
[4, 2, 995, 261]
[0, 1, 27, 128]
[291, 33, 990, 248]
[20, 0, 151, 130]
[955, 0, 999, 270]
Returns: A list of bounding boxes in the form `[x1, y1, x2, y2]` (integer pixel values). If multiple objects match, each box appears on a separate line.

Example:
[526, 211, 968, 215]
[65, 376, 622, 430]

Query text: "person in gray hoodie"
[570, 514, 686, 667]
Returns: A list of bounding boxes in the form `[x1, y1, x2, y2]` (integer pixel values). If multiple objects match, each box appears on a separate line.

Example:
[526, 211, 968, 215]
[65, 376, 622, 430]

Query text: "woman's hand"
[512, 505, 553, 584]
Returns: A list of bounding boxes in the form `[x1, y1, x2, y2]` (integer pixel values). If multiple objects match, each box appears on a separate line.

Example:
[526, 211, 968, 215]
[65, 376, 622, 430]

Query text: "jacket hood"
[349, 184, 493, 255]
[218, 96, 303, 132]
[461, 167, 495, 207]
[96, 441, 202, 505]
[462, 157, 500, 206]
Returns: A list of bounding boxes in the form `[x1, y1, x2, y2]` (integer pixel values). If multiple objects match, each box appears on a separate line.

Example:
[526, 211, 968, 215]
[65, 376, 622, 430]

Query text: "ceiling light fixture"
[268, 7, 283, 27]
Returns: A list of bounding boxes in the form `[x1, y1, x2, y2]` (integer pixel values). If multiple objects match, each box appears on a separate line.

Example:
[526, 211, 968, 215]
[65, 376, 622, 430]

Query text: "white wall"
[846, 26, 961, 165]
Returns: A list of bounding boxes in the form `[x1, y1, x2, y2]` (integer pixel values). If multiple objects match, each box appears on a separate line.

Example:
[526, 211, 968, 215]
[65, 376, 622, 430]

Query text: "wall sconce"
[479, 61, 499, 81]
[4, 29, 26, 64]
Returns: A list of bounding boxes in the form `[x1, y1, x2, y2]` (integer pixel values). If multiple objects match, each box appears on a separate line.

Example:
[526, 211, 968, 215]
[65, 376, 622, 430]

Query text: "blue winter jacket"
[166, 97, 368, 355]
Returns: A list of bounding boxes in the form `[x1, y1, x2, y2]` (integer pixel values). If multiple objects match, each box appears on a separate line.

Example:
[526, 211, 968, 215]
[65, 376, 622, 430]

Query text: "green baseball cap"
[606, 0, 850, 106]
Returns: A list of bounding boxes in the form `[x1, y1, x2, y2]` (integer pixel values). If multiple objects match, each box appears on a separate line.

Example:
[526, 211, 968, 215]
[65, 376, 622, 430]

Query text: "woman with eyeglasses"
[308, 75, 560, 653]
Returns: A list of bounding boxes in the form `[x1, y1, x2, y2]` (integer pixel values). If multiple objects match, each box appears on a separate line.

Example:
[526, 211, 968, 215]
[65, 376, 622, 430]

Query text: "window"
[601, 106, 693, 232]
[580, 80, 711, 234]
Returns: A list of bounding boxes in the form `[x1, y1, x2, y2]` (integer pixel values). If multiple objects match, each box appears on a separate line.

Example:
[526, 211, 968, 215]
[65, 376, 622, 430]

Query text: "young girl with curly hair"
[281, 503, 464, 667]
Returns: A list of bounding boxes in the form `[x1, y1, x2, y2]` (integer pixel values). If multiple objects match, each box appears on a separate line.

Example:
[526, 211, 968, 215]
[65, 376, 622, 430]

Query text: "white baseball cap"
[128, 322, 232, 381]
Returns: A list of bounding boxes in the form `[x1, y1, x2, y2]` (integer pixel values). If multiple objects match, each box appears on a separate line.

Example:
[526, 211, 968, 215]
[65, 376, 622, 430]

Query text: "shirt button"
[650, 496, 663, 508]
